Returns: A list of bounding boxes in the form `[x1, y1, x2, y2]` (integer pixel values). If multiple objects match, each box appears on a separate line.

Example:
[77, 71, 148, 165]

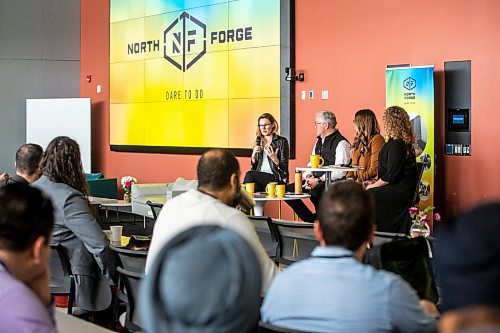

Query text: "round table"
[252, 192, 310, 217]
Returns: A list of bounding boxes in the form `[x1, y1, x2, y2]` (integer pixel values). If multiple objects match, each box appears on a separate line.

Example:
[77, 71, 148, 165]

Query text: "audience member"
[346, 109, 385, 184]
[366, 106, 417, 234]
[146, 149, 279, 291]
[243, 113, 290, 191]
[140, 225, 261, 333]
[0, 183, 56, 332]
[33, 136, 116, 312]
[286, 110, 351, 222]
[0, 172, 8, 181]
[435, 202, 500, 333]
[0, 143, 43, 187]
[261, 180, 438, 332]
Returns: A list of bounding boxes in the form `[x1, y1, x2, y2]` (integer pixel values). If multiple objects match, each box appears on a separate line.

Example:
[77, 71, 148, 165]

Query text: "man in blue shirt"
[0, 183, 56, 333]
[261, 180, 438, 333]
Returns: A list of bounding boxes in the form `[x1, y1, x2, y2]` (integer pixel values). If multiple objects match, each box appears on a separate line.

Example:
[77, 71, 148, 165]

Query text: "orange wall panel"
[82, 0, 500, 218]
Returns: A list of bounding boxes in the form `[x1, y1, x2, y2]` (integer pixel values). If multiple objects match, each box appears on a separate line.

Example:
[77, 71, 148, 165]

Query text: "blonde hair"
[383, 106, 415, 145]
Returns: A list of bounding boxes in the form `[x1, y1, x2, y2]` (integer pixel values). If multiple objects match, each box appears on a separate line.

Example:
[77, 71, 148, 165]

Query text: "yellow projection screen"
[110, 0, 295, 156]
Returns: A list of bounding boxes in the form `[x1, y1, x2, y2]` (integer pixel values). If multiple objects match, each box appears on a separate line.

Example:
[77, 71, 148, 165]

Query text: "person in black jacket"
[243, 113, 289, 192]
[0, 144, 43, 188]
[366, 106, 417, 234]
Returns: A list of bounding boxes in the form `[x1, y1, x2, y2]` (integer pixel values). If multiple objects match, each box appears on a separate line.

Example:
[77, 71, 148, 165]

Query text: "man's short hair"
[318, 110, 337, 129]
[317, 180, 374, 250]
[197, 149, 240, 191]
[0, 183, 54, 252]
[15, 143, 43, 175]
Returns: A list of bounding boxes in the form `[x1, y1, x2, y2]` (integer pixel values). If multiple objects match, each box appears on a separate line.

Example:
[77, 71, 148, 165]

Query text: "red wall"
[81, 0, 500, 218]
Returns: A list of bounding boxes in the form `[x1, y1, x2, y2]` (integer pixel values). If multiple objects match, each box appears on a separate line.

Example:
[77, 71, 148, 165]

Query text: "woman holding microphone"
[243, 113, 289, 192]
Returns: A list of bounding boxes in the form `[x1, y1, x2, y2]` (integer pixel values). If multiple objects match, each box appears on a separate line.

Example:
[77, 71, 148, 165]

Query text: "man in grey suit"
[0, 143, 43, 187]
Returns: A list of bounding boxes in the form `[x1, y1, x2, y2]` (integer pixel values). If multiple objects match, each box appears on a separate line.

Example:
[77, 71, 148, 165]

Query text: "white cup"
[103, 230, 112, 242]
[110, 225, 123, 244]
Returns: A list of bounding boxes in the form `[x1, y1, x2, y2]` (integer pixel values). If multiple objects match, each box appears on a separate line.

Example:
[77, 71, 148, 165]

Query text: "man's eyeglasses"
[314, 122, 326, 127]
[258, 123, 272, 128]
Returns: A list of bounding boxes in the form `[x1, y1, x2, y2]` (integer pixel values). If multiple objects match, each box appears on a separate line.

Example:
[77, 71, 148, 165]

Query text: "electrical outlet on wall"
[301, 91, 306, 100]
[322, 90, 329, 100]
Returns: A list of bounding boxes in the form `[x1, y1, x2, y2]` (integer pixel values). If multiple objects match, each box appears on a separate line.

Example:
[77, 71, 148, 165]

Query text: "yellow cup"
[276, 184, 286, 198]
[265, 182, 278, 198]
[310, 154, 325, 168]
[244, 183, 255, 197]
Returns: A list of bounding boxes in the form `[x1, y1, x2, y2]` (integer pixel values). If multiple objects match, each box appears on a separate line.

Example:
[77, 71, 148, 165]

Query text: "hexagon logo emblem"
[403, 77, 416, 90]
[164, 12, 206, 72]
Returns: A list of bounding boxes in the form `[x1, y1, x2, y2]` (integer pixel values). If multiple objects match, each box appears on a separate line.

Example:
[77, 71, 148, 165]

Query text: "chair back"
[269, 219, 317, 266]
[249, 216, 278, 259]
[258, 321, 308, 333]
[111, 245, 148, 274]
[372, 231, 408, 247]
[364, 236, 438, 302]
[146, 200, 163, 221]
[117, 267, 144, 332]
[49, 244, 75, 314]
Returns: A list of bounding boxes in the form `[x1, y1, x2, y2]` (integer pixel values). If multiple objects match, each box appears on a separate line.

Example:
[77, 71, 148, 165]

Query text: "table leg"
[325, 172, 331, 190]
[253, 201, 266, 216]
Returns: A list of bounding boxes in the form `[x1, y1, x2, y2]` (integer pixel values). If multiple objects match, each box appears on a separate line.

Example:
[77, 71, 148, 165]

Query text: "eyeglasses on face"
[258, 123, 272, 128]
[314, 122, 326, 127]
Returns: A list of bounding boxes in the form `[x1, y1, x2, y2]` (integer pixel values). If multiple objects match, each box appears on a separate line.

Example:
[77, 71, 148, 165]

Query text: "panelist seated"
[33, 136, 117, 312]
[366, 106, 417, 234]
[285, 110, 351, 222]
[261, 181, 438, 333]
[346, 109, 385, 185]
[243, 112, 289, 192]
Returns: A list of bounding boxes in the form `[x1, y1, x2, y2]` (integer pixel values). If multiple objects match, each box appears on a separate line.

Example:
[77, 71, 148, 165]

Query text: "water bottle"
[294, 171, 302, 194]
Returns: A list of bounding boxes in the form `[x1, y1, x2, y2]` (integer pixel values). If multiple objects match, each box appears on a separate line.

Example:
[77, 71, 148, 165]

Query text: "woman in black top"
[366, 106, 417, 234]
[243, 113, 289, 192]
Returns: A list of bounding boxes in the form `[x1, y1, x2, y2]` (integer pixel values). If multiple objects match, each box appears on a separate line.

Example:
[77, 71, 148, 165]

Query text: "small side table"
[252, 193, 310, 218]
[99, 200, 132, 222]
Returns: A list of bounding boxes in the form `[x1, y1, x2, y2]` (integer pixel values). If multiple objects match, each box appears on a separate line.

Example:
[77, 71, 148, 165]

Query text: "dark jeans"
[243, 170, 283, 192]
[284, 182, 325, 222]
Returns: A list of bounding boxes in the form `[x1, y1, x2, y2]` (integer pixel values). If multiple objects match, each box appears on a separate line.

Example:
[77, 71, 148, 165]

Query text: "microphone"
[255, 136, 261, 147]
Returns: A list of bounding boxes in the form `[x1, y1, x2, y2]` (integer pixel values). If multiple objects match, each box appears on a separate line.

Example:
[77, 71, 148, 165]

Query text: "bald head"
[197, 149, 240, 191]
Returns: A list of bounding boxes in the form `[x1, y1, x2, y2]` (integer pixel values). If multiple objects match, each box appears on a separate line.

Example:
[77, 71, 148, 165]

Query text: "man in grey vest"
[286, 110, 351, 222]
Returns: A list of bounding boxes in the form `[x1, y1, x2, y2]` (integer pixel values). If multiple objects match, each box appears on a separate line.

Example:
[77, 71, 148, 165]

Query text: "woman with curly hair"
[346, 109, 385, 184]
[366, 106, 417, 234]
[33, 136, 116, 312]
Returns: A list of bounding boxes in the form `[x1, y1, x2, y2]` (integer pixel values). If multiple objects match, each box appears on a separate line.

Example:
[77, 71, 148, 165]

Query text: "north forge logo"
[164, 12, 206, 72]
[127, 11, 253, 72]
[403, 77, 416, 90]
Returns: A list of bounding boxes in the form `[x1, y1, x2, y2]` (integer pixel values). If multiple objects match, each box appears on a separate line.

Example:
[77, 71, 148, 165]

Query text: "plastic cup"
[110, 225, 123, 244]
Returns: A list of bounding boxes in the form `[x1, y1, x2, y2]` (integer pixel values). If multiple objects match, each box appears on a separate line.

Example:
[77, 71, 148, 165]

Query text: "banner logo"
[403, 77, 416, 90]
[164, 12, 207, 72]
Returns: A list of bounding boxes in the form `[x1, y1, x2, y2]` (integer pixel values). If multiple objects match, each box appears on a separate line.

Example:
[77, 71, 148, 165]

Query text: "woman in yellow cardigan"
[347, 109, 385, 185]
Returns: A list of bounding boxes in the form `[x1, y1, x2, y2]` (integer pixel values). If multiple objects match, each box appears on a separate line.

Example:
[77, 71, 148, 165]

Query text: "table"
[55, 310, 114, 333]
[88, 196, 118, 205]
[100, 200, 132, 221]
[252, 193, 310, 217]
[296, 165, 362, 190]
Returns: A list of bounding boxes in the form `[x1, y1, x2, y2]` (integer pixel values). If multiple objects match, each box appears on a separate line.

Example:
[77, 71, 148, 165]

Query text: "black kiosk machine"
[445, 60, 471, 156]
